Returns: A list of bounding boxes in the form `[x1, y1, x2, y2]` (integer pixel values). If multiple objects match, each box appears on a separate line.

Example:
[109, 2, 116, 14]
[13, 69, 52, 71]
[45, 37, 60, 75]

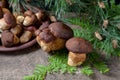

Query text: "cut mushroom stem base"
[36, 37, 65, 52]
[68, 52, 86, 66]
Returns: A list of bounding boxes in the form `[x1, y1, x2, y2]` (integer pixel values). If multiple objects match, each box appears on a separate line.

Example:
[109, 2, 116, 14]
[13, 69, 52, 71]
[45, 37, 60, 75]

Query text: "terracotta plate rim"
[0, 39, 36, 52]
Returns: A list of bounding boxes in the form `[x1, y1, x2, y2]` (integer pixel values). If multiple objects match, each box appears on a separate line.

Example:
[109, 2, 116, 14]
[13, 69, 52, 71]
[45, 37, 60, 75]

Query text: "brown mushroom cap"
[39, 28, 56, 43]
[39, 21, 50, 31]
[4, 12, 16, 27]
[49, 22, 73, 40]
[66, 37, 92, 53]
[1, 30, 14, 47]
[24, 10, 33, 16]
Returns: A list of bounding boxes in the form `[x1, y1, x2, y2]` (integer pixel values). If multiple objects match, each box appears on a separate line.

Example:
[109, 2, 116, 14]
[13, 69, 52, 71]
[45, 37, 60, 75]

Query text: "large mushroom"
[65, 37, 92, 66]
[36, 22, 73, 52]
[1, 30, 19, 47]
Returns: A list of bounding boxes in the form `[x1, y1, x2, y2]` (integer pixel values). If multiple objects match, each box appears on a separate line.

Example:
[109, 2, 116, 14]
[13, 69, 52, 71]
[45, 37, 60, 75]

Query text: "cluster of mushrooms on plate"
[0, 1, 93, 67]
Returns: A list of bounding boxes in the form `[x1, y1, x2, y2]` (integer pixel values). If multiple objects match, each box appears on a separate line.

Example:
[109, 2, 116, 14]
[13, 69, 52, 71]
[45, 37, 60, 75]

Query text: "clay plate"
[0, 39, 36, 52]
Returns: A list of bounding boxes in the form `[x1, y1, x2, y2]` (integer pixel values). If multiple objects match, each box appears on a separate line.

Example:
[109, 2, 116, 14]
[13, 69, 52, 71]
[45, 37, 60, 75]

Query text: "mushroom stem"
[68, 52, 86, 66]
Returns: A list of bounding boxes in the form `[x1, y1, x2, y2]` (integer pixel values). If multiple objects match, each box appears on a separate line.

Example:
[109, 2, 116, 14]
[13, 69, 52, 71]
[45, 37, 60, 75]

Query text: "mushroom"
[16, 15, 25, 25]
[1, 30, 19, 47]
[36, 22, 73, 52]
[65, 37, 93, 66]
[23, 10, 37, 26]
[10, 25, 22, 36]
[35, 10, 48, 22]
[0, 12, 16, 30]
[20, 30, 32, 43]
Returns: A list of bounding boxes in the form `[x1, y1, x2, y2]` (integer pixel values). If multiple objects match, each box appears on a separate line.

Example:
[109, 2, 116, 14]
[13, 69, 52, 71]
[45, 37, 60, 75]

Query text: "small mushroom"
[36, 28, 57, 52]
[36, 22, 73, 52]
[0, 12, 16, 30]
[35, 10, 48, 22]
[23, 14, 37, 26]
[16, 15, 25, 24]
[1, 30, 19, 47]
[20, 31, 32, 43]
[66, 37, 93, 66]
[10, 25, 22, 36]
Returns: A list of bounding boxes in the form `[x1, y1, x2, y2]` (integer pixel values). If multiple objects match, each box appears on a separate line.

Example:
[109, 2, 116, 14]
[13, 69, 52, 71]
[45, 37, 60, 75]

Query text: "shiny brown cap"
[1, 30, 14, 47]
[39, 28, 56, 43]
[66, 37, 92, 53]
[24, 10, 33, 16]
[4, 12, 16, 27]
[49, 22, 73, 40]
[39, 21, 50, 30]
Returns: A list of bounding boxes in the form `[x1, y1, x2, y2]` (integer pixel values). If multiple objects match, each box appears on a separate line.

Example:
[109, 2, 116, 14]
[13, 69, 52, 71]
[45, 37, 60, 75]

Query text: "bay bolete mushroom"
[16, 15, 25, 25]
[0, 12, 16, 30]
[1, 30, 19, 47]
[20, 30, 32, 43]
[36, 22, 73, 52]
[23, 10, 37, 26]
[65, 37, 92, 66]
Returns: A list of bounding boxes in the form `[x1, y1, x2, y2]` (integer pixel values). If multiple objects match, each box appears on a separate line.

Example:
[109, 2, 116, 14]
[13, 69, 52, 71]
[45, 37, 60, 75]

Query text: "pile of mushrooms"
[0, 5, 50, 47]
[0, 0, 93, 67]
